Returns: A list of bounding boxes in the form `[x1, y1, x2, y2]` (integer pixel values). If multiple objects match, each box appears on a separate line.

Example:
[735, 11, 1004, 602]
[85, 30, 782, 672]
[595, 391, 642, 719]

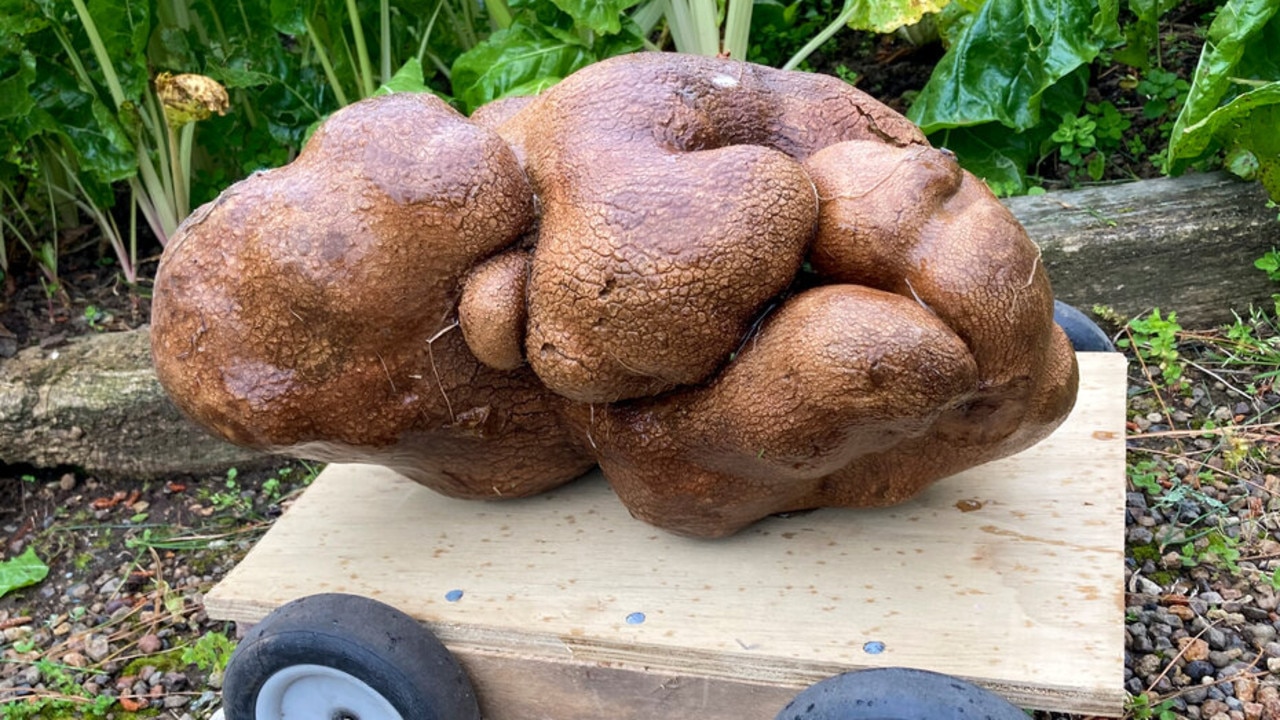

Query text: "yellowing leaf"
[847, 0, 952, 34]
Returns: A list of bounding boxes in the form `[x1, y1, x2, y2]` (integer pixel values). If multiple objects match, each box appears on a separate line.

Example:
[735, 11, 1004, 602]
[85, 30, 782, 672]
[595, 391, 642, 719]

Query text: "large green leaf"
[931, 122, 1038, 196]
[451, 24, 595, 113]
[1168, 0, 1280, 173]
[0, 548, 49, 599]
[373, 57, 430, 95]
[0, 50, 36, 121]
[1173, 83, 1280, 199]
[846, 0, 951, 34]
[908, 0, 1120, 133]
[0, 0, 50, 36]
[547, 0, 643, 35]
[31, 63, 137, 205]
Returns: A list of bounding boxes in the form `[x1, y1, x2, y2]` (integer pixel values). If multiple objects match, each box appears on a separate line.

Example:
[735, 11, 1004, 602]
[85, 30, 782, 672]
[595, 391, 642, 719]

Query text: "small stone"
[1210, 650, 1236, 668]
[58, 473, 76, 491]
[1201, 591, 1226, 606]
[99, 577, 122, 596]
[1181, 636, 1211, 662]
[65, 583, 90, 600]
[1136, 576, 1163, 595]
[61, 651, 87, 668]
[1136, 653, 1165, 678]
[1169, 605, 1196, 621]
[1128, 526, 1155, 544]
[1246, 624, 1277, 646]
[52, 622, 71, 636]
[137, 634, 162, 654]
[15, 664, 41, 686]
[85, 634, 111, 662]
[1186, 659, 1216, 680]
[1206, 626, 1230, 650]
[1205, 699, 1231, 716]
[1237, 676, 1259, 702]
[164, 695, 190, 709]
[82, 682, 100, 695]
[1243, 701, 1262, 720]
[1185, 686, 1210, 704]
[161, 671, 188, 692]
[1259, 686, 1280, 719]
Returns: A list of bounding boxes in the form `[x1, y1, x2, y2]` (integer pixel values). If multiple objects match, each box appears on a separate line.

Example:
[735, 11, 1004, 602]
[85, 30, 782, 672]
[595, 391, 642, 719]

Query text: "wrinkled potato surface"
[151, 52, 1077, 538]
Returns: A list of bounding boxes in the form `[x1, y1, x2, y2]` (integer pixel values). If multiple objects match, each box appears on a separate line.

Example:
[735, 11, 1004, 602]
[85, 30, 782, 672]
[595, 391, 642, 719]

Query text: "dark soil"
[0, 461, 315, 717]
[0, 251, 153, 358]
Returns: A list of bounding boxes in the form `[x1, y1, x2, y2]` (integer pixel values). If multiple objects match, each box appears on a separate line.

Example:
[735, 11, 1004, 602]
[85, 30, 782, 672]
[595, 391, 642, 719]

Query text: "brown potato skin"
[151, 92, 595, 497]
[151, 53, 1078, 537]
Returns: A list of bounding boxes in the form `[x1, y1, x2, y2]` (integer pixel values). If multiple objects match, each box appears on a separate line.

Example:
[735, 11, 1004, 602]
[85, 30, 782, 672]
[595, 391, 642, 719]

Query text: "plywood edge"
[206, 591, 1125, 716]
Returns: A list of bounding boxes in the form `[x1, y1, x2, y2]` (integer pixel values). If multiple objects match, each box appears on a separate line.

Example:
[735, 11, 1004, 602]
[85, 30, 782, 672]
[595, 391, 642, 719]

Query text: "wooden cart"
[205, 352, 1127, 719]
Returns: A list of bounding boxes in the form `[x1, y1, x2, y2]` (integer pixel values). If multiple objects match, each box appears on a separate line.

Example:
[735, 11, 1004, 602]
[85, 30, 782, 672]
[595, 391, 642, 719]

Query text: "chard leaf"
[908, 0, 1120, 133]
[846, 0, 951, 34]
[547, 0, 643, 35]
[0, 0, 49, 36]
[32, 64, 136, 204]
[373, 57, 429, 95]
[1168, 0, 1280, 175]
[1173, 83, 1280, 199]
[0, 548, 49, 599]
[451, 24, 595, 113]
[0, 49, 36, 121]
[931, 122, 1038, 196]
[270, 0, 306, 35]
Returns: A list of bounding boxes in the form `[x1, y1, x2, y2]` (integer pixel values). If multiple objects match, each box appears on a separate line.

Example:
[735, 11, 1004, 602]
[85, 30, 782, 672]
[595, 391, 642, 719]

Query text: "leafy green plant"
[1167, 0, 1280, 200]
[1117, 308, 1186, 389]
[83, 304, 111, 331]
[1256, 248, 1280, 282]
[1127, 692, 1178, 720]
[909, 0, 1121, 195]
[1127, 459, 1164, 495]
[1137, 67, 1190, 121]
[181, 629, 236, 673]
[1182, 529, 1242, 573]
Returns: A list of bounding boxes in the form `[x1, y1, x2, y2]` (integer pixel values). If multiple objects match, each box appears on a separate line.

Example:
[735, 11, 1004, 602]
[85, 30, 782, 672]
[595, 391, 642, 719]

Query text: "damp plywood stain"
[206, 353, 1127, 719]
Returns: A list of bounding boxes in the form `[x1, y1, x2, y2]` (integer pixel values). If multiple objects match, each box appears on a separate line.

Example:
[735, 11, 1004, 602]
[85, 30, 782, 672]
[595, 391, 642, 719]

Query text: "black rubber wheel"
[775, 667, 1028, 720]
[1054, 300, 1115, 352]
[221, 593, 480, 720]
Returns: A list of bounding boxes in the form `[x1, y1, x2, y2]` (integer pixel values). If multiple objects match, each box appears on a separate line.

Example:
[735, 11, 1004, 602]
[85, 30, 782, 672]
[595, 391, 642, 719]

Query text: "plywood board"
[206, 352, 1128, 718]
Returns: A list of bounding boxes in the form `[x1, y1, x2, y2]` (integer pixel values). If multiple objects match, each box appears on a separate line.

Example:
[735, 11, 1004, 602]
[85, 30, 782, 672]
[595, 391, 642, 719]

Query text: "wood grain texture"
[1004, 172, 1280, 326]
[206, 353, 1128, 718]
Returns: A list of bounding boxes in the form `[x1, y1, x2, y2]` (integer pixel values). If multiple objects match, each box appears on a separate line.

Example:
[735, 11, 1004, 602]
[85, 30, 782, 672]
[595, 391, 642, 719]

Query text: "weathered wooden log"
[0, 327, 274, 479]
[0, 172, 1271, 478]
[1005, 171, 1280, 326]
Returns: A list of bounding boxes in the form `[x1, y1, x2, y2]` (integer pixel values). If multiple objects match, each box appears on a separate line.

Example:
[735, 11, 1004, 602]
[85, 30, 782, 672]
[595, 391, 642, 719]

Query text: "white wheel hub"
[254, 664, 406, 720]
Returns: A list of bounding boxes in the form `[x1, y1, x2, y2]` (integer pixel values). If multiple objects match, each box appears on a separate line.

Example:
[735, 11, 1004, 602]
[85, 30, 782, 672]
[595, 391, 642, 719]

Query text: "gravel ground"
[1, 314, 1279, 719]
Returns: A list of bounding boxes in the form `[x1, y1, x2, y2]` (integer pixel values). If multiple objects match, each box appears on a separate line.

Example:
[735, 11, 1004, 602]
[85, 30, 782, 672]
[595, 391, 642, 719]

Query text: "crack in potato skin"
[151, 53, 1077, 538]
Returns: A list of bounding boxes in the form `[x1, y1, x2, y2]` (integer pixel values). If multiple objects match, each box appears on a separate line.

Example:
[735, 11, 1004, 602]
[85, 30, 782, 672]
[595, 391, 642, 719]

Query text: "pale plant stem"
[784, 0, 859, 70]
[307, 18, 351, 107]
[346, 0, 377, 97]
